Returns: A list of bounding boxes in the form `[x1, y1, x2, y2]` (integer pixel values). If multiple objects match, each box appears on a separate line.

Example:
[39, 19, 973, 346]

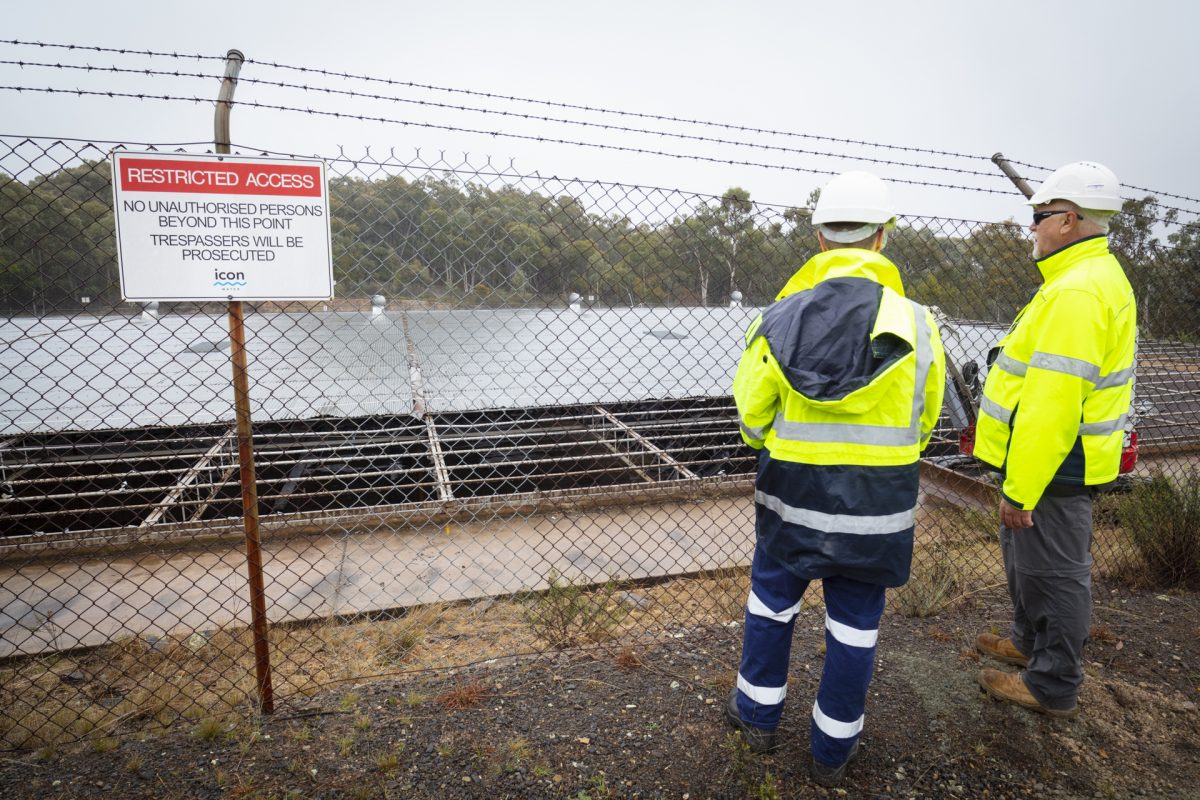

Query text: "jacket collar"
[1035, 235, 1109, 282]
[776, 248, 906, 300]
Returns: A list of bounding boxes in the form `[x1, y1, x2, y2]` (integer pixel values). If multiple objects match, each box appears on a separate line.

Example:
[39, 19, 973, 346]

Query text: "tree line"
[1, 158, 1197, 338]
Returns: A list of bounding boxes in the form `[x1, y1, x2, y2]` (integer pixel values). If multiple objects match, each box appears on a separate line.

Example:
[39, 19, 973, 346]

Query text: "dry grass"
[435, 681, 487, 710]
[613, 646, 644, 672]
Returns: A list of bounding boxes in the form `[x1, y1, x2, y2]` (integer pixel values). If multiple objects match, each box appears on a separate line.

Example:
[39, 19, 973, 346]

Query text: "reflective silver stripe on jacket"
[771, 416, 917, 446]
[979, 395, 1013, 424]
[1030, 351, 1101, 382]
[740, 421, 767, 441]
[1094, 366, 1134, 390]
[767, 301, 933, 449]
[908, 301, 932, 436]
[1014, 351, 1131, 389]
[994, 352, 1027, 377]
[1079, 413, 1128, 436]
[980, 397, 1126, 437]
[755, 490, 915, 535]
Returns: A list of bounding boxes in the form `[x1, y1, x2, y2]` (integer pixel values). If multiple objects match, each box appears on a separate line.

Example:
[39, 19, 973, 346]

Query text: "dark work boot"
[810, 739, 861, 787]
[723, 688, 780, 753]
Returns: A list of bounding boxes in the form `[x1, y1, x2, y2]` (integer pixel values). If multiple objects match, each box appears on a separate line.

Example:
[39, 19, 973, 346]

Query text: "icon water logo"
[213, 269, 248, 289]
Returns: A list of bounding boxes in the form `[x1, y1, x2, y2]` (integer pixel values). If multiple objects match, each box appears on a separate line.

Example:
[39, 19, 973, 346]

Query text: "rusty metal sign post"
[215, 48, 274, 714]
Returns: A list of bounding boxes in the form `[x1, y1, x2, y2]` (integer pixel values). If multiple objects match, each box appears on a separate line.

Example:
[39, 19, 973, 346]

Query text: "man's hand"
[1000, 498, 1034, 529]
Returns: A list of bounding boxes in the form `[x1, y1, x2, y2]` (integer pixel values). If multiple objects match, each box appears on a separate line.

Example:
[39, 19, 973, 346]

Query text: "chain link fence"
[2, 135, 1197, 750]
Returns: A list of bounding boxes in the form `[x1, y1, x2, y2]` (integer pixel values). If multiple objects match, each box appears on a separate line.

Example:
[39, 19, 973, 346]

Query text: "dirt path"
[2, 583, 1197, 800]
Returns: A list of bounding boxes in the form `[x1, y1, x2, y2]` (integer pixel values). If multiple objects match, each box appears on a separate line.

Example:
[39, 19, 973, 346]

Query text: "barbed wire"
[1006, 158, 1200, 210]
[0, 133, 215, 148]
[6, 41, 1198, 212]
[0, 58, 220, 81]
[0, 84, 1022, 196]
[0, 38, 225, 62]
[0, 39, 997, 163]
[0, 59, 1015, 181]
[243, 57, 997, 163]
[232, 142, 1013, 227]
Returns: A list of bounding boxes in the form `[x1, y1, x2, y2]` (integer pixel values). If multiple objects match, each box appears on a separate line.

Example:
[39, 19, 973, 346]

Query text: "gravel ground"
[2, 582, 1198, 800]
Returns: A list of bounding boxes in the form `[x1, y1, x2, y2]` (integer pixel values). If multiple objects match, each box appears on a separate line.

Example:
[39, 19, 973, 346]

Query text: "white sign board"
[112, 152, 334, 301]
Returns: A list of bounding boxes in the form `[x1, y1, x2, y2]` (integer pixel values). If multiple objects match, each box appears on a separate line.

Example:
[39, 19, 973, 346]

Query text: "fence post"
[990, 153, 1035, 200]
[215, 48, 275, 715]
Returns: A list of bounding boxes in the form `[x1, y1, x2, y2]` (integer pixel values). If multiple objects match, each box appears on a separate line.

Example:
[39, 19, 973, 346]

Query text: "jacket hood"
[757, 272, 915, 415]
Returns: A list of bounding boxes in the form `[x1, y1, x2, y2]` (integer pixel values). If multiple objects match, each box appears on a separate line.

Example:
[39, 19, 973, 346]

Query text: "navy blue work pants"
[735, 542, 885, 767]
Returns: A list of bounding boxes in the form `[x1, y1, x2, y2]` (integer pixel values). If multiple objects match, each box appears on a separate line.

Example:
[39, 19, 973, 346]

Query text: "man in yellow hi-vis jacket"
[725, 171, 945, 786]
[973, 161, 1136, 718]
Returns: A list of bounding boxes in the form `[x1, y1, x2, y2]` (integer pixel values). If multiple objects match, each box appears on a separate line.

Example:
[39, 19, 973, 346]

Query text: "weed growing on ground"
[940, 504, 1000, 546]
[193, 717, 224, 741]
[723, 731, 753, 780]
[493, 737, 532, 775]
[360, 605, 445, 669]
[125, 752, 143, 771]
[375, 752, 399, 773]
[285, 724, 312, 743]
[89, 736, 118, 753]
[1116, 472, 1200, 588]
[525, 569, 626, 648]
[573, 772, 611, 799]
[754, 771, 782, 800]
[892, 542, 964, 617]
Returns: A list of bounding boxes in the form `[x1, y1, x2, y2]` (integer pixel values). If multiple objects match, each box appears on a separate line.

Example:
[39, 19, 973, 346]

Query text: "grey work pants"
[1000, 487, 1093, 710]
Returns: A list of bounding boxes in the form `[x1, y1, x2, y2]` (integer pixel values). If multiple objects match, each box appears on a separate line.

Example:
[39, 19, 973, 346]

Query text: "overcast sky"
[4, 0, 1199, 226]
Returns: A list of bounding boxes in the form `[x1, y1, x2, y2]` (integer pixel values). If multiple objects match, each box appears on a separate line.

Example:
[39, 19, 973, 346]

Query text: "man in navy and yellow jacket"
[974, 162, 1136, 718]
[725, 171, 945, 786]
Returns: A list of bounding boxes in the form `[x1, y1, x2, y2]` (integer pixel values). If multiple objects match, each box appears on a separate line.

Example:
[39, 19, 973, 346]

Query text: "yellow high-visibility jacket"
[974, 235, 1137, 510]
[733, 249, 945, 586]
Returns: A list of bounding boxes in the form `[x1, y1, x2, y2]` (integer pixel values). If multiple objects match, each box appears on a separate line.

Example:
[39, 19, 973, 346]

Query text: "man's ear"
[872, 228, 885, 252]
[817, 231, 829, 252]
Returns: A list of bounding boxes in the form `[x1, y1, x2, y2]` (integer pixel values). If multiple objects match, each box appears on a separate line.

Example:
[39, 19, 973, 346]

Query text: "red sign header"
[118, 158, 322, 197]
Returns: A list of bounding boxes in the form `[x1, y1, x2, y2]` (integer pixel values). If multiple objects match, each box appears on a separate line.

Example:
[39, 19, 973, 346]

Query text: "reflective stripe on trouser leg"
[737, 541, 809, 729]
[811, 574, 885, 767]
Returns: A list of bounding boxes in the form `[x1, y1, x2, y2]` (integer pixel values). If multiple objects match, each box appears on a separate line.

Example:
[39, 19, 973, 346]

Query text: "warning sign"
[112, 152, 334, 301]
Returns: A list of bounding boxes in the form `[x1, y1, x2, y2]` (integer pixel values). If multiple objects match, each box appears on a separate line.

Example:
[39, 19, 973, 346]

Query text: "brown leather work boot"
[975, 632, 1029, 667]
[978, 668, 1078, 719]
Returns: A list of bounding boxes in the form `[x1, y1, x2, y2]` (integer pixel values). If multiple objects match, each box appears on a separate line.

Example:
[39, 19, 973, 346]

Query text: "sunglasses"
[1032, 209, 1075, 226]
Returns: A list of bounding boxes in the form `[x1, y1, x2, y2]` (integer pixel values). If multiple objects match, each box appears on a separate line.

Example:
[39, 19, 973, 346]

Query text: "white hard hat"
[811, 170, 896, 226]
[1027, 161, 1122, 212]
